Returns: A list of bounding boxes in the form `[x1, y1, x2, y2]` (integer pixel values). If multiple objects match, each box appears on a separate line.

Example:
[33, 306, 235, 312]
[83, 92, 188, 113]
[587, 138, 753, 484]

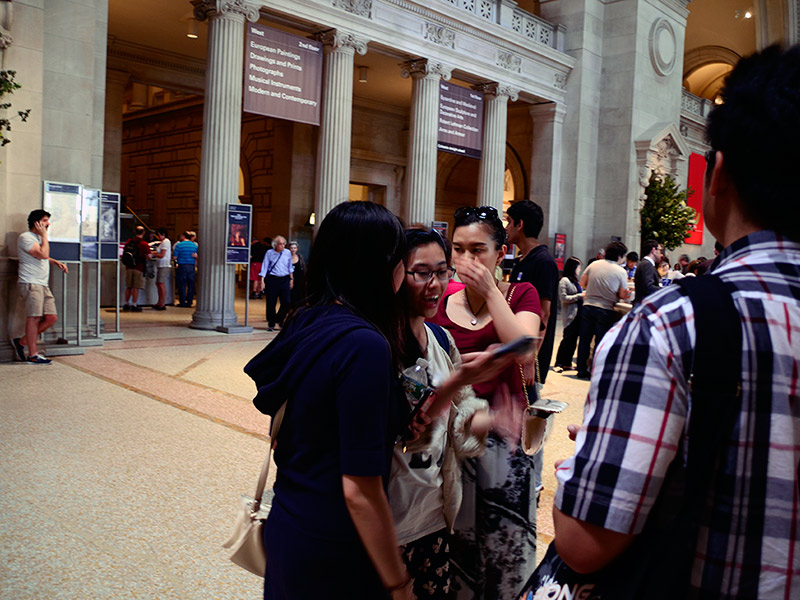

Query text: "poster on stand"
[43, 182, 82, 243]
[81, 188, 100, 260]
[437, 82, 484, 158]
[100, 193, 119, 243]
[243, 23, 323, 125]
[43, 181, 82, 261]
[226, 204, 252, 264]
[553, 233, 567, 271]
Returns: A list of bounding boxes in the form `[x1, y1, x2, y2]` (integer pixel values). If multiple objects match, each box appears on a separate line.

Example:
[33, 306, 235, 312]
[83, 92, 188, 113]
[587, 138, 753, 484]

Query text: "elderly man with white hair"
[259, 235, 293, 331]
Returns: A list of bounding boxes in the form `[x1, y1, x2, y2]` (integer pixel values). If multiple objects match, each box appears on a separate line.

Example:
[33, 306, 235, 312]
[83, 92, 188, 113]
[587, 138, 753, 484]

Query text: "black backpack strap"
[673, 275, 743, 575]
[425, 322, 450, 355]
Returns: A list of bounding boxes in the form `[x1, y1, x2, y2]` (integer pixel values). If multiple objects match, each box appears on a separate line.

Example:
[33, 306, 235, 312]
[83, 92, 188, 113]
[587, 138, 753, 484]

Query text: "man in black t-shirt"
[506, 200, 559, 385]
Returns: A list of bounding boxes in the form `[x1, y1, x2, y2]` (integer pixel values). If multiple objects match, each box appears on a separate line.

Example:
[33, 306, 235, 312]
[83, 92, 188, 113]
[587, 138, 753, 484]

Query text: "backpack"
[427, 322, 450, 354]
[122, 238, 140, 268]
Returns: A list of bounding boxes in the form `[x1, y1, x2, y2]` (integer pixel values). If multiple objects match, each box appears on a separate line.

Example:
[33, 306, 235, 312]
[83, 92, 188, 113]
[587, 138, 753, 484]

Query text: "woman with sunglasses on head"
[245, 202, 414, 600]
[389, 228, 521, 599]
[431, 206, 541, 600]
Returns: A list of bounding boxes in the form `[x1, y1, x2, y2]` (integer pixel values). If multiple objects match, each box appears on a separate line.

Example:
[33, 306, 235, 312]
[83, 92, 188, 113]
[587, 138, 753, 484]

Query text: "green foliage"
[0, 70, 31, 148]
[640, 171, 697, 251]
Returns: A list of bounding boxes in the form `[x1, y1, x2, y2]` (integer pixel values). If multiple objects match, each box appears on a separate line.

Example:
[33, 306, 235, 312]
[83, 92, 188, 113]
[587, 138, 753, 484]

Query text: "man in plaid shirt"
[552, 45, 800, 597]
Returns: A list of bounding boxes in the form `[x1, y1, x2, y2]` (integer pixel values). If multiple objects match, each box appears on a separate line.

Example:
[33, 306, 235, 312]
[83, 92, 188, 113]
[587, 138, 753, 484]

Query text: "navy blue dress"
[245, 305, 405, 599]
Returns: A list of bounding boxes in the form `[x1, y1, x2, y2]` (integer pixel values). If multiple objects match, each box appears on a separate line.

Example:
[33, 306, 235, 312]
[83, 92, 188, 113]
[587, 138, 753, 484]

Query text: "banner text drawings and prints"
[244, 24, 322, 126]
[437, 82, 484, 159]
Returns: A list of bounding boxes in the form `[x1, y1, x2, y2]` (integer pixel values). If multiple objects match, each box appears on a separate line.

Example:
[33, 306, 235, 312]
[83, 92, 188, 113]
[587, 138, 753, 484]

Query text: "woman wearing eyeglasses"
[388, 228, 521, 599]
[431, 206, 541, 600]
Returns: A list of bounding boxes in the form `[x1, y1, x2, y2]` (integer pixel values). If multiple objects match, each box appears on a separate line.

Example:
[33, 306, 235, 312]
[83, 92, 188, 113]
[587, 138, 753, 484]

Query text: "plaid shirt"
[555, 230, 800, 598]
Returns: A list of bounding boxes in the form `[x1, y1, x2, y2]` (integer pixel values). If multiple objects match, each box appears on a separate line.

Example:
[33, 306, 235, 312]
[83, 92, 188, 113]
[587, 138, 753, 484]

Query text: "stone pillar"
[190, 0, 259, 331]
[103, 69, 130, 192]
[475, 83, 518, 212]
[401, 59, 451, 225]
[529, 102, 566, 242]
[314, 30, 367, 223]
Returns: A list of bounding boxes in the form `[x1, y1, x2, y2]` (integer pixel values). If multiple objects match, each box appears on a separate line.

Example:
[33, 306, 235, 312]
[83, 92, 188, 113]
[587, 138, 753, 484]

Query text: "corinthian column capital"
[315, 29, 369, 55]
[473, 82, 519, 102]
[400, 59, 452, 81]
[191, 0, 260, 23]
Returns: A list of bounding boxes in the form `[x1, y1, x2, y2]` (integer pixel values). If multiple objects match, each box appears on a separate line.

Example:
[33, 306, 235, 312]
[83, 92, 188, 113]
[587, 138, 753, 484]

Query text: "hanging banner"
[553, 233, 567, 271]
[437, 82, 484, 158]
[685, 152, 705, 245]
[226, 204, 252, 264]
[243, 24, 323, 126]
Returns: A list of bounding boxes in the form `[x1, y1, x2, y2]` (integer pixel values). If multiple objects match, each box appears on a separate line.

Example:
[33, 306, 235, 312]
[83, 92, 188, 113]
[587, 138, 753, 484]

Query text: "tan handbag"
[506, 284, 567, 455]
[222, 401, 287, 577]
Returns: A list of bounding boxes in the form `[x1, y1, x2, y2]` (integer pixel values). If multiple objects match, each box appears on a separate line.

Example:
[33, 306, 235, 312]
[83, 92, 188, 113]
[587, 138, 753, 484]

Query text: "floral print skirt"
[449, 434, 537, 600]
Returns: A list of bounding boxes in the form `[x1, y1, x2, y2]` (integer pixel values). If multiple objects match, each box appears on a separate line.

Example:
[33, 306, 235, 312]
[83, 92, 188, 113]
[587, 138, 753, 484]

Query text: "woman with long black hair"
[553, 256, 585, 372]
[245, 202, 413, 599]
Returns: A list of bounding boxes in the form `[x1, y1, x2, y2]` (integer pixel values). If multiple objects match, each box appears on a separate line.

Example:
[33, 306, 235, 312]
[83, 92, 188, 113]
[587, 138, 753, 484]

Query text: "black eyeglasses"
[453, 206, 500, 224]
[405, 267, 456, 283]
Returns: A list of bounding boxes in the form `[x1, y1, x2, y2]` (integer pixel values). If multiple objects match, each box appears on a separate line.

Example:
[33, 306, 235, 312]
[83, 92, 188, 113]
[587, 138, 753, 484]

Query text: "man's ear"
[709, 151, 729, 198]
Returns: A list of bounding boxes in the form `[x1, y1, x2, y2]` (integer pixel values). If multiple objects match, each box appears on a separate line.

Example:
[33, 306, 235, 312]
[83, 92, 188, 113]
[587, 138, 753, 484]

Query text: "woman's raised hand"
[454, 256, 497, 298]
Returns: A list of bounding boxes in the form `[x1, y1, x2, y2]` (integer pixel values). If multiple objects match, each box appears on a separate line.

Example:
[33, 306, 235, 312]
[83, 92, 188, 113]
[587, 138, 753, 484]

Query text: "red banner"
[685, 152, 706, 245]
[553, 233, 566, 270]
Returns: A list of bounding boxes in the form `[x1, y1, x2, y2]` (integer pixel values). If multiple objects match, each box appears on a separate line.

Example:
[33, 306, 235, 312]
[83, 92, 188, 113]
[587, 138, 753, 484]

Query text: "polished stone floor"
[0, 297, 590, 599]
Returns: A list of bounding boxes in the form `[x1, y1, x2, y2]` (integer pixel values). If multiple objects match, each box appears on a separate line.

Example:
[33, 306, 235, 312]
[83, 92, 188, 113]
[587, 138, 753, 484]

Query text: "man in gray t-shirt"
[13, 209, 69, 364]
[575, 241, 630, 379]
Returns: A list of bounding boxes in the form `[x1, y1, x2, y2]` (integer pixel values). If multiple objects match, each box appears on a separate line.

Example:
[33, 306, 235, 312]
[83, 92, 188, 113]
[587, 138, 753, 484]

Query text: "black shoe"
[267, 326, 275, 332]
[27, 354, 52, 365]
[11, 338, 26, 362]
[249, 293, 259, 300]
[153, 305, 166, 311]
[576, 372, 590, 380]
[122, 305, 131, 312]
[131, 306, 143, 312]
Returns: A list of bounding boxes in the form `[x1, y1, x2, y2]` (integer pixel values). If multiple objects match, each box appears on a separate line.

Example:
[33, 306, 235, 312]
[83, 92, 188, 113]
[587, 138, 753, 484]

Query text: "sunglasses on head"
[453, 206, 500, 224]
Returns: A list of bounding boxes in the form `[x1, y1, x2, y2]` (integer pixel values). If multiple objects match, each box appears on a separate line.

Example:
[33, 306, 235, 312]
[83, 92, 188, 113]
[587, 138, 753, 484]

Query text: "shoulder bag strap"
[250, 400, 287, 512]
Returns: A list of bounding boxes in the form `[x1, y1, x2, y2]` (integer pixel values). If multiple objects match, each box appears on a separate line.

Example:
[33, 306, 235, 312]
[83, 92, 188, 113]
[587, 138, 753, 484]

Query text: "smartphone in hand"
[491, 335, 536, 358]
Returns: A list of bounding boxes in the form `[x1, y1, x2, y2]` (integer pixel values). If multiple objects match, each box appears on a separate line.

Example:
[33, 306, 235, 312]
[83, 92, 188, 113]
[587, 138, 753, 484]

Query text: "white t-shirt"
[17, 231, 50, 285]
[389, 325, 451, 545]
[583, 259, 628, 310]
[156, 238, 172, 268]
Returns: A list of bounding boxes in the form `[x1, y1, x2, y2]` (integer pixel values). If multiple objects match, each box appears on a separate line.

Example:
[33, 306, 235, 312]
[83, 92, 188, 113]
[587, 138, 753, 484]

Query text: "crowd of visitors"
[240, 44, 798, 600]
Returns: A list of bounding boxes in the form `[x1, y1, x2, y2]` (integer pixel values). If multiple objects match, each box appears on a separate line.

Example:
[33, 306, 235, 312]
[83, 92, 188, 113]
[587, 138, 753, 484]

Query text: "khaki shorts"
[19, 283, 57, 318]
[126, 268, 145, 289]
[156, 267, 170, 284]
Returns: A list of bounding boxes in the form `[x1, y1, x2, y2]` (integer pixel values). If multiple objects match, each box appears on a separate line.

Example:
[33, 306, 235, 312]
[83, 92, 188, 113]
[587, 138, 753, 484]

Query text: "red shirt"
[431, 282, 540, 406]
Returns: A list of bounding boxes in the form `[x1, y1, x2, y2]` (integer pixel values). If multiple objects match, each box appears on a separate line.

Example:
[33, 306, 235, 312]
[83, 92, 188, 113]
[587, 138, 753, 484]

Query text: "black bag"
[518, 275, 742, 600]
[122, 239, 140, 268]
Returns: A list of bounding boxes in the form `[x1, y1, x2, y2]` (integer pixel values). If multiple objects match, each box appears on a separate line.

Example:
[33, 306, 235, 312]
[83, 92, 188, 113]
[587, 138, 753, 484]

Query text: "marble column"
[401, 59, 451, 225]
[190, 0, 259, 331]
[529, 102, 566, 241]
[475, 83, 518, 212]
[314, 30, 367, 223]
[102, 69, 130, 192]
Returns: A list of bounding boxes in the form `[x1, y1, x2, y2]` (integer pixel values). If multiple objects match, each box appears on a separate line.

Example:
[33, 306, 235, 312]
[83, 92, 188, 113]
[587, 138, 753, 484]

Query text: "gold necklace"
[464, 291, 487, 326]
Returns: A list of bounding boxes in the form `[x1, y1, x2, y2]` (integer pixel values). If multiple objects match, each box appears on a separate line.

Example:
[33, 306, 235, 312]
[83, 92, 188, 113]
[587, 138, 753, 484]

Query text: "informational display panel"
[81, 188, 100, 260]
[43, 181, 82, 261]
[437, 82, 484, 158]
[100, 192, 120, 260]
[553, 233, 567, 271]
[243, 24, 323, 126]
[432, 221, 449, 240]
[226, 203, 252, 264]
[685, 152, 705, 245]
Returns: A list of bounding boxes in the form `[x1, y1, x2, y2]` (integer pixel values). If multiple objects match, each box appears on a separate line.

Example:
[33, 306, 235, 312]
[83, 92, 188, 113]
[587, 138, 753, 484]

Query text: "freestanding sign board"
[218, 203, 254, 334]
[553, 233, 567, 271]
[43, 181, 82, 261]
[437, 82, 484, 158]
[81, 188, 100, 260]
[243, 24, 323, 126]
[226, 203, 252, 264]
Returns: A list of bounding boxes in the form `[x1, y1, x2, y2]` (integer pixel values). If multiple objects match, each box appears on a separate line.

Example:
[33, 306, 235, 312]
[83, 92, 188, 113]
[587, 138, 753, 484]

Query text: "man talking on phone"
[12, 209, 69, 364]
